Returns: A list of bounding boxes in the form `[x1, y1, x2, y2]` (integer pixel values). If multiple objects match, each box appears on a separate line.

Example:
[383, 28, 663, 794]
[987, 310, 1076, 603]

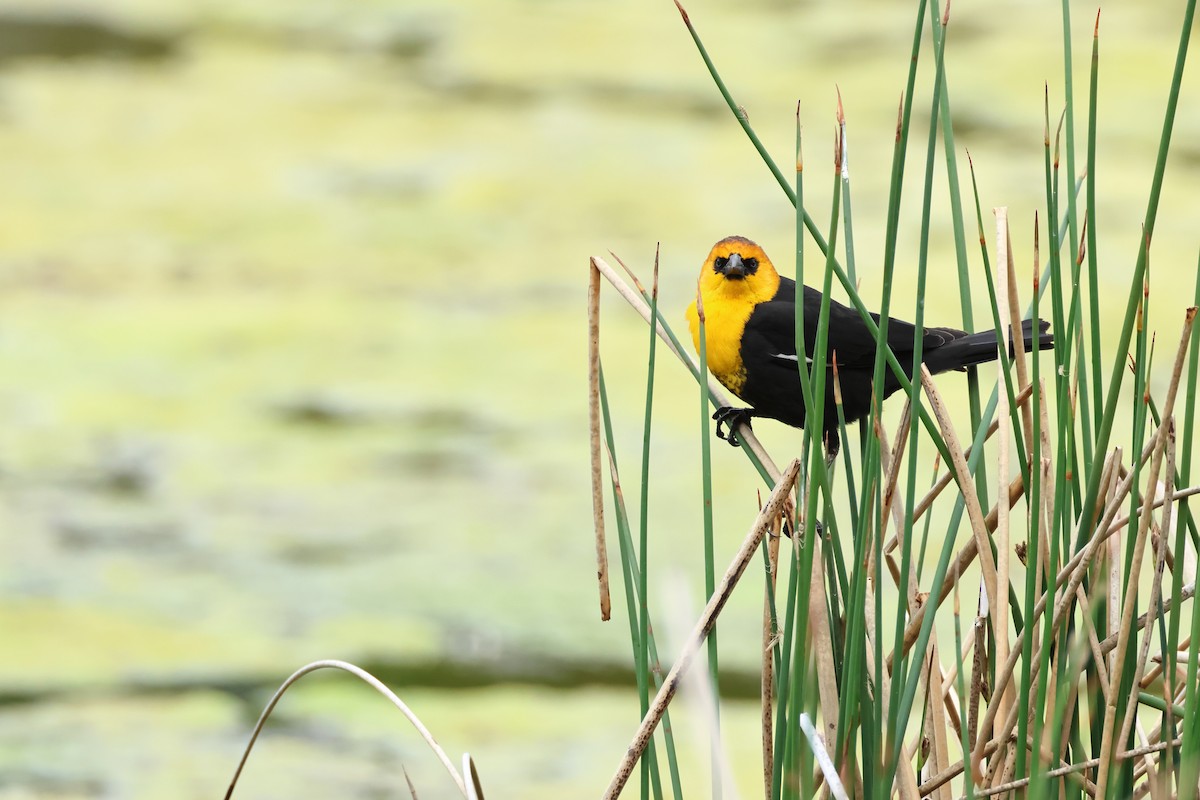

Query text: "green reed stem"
[784, 146, 842, 800]
[930, 3, 987, 508]
[599, 366, 667, 800]
[771, 535, 802, 800]
[1085, 12, 1103, 444]
[884, 6, 946, 787]
[1168, 258, 1200, 783]
[638, 258, 660, 800]
[694, 272, 721, 800]
[1075, 0, 1195, 553]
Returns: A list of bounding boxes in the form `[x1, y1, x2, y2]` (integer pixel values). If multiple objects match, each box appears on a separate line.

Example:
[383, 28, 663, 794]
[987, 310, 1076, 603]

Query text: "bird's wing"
[766, 278, 965, 368]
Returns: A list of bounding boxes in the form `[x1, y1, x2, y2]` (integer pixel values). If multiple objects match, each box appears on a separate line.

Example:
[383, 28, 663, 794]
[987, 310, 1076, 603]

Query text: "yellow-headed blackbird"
[685, 235, 1053, 457]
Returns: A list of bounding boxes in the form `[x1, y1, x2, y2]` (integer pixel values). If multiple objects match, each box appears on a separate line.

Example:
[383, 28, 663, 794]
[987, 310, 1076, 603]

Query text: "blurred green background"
[0, 0, 1196, 797]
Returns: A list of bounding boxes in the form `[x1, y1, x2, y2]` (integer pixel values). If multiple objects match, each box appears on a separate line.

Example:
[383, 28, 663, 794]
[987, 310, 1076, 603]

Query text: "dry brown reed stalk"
[906, 382, 1034, 536]
[762, 507, 782, 797]
[896, 739, 922, 800]
[1097, 585, 1196, 656]
[1070, 585, 1113, 695]
[809, 527, 842, 752]
[877, 411, 929, 608]
[918, 720, 1171, 799]
[972, 736, 1188, 798]
[588, 260, 612, 621]
[600, 458, 801, 800]
[879, 400, 913, 545]
[967, 600, 987, 757]
[1095, 307, 1196, 799]
[888, 426, 1030, 670]
[1035, 379, 1057, 591]
[1104, 482, 1200, 537]
[993, 209, 1020, 742]
[1122, 418, 1178, 760]
[918, 366, 1001, 636]
[922, 643, 954, 800]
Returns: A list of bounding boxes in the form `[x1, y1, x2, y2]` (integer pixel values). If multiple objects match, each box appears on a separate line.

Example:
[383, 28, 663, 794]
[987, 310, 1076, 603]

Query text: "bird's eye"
[743, 258, 758, 272]
[714, 256, 729, 271]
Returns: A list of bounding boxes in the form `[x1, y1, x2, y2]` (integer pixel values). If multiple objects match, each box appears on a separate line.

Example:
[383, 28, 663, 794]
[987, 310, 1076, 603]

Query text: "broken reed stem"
[601, 459, 801, 800]
[588, 260, 612, 621]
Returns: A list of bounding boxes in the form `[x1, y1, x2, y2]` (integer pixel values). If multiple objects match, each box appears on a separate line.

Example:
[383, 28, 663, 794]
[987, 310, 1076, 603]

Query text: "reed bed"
[589, 1, 1200, 798]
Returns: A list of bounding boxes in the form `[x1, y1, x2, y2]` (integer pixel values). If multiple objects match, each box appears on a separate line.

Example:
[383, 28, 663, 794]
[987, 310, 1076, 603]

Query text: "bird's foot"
[822, 430, 841, 471]
[713, 406, 754, 447]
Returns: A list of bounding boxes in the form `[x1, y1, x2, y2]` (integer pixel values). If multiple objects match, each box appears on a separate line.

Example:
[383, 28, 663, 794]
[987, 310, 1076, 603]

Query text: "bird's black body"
[723, 275, 1053, 455]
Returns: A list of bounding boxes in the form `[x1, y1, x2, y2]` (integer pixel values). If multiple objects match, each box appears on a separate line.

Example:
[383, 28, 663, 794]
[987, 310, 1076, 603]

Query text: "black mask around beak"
[723, 253, 746, 278]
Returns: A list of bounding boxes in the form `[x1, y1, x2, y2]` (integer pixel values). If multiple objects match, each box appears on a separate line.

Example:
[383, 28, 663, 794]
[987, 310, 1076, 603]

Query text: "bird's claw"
[713, 406, 753, 447]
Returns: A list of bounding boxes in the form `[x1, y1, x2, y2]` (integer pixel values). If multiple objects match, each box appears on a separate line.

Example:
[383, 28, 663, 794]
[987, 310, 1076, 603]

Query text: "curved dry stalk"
[917, 367, 1001, 636]
[463, 754, 485, 800]
[905, 382, 1034, 533]
[223, 659, 468, 800]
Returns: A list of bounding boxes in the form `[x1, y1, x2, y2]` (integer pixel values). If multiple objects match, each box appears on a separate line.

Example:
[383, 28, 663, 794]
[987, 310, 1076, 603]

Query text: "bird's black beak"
[723, 253, 746, 279]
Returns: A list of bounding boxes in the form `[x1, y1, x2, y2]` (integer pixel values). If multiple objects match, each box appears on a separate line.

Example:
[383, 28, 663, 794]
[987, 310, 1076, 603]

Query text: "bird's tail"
[924, 318, 1053, 375]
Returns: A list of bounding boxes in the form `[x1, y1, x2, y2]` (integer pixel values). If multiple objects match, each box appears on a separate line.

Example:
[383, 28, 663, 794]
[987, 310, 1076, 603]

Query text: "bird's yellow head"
[686, 236, 783, 396]
[696, 235, 781, 306]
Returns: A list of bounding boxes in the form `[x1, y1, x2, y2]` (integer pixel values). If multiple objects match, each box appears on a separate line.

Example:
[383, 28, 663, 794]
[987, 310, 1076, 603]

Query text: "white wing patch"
[772, 353, 813, 365]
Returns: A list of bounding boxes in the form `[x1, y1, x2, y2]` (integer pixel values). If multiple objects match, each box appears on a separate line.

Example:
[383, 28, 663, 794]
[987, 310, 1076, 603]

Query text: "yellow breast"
[686, 285, 756, 396]
[686, 235, 783, 398]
